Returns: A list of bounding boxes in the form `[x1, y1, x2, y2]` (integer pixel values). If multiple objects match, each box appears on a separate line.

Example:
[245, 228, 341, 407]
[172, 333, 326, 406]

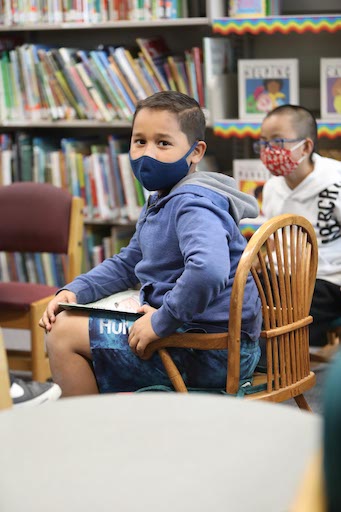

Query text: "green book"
[1, 53, 12, 120]
[17, 132, 33, 182]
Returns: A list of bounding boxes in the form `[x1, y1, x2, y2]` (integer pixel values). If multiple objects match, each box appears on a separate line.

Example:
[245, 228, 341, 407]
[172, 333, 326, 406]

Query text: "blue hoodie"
[64, 171, 262, 341]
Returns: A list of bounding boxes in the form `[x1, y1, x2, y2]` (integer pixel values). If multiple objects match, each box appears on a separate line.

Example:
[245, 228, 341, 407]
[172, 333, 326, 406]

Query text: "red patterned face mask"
[260, 140, 306, 177]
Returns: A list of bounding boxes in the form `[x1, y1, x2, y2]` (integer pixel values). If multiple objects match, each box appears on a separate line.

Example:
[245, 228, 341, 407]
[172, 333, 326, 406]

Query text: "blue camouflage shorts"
[89, 311, 261, 393]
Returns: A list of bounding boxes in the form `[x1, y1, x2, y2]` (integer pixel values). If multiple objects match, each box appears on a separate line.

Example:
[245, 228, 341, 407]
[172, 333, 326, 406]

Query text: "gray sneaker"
[10, 376, 61, 406]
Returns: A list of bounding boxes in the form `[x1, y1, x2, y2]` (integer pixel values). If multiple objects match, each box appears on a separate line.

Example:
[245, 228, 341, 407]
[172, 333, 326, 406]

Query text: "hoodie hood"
[170, 171, 259, 223]
[295, 153, 341, 201]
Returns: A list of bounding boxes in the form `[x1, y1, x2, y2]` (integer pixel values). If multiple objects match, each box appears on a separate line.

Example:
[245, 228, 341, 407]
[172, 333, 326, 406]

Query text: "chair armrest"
[143, 332, 228, 360]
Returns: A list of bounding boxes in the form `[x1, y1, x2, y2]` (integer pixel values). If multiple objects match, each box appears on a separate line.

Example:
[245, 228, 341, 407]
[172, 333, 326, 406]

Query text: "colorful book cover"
[228, 0, 267, 17]
[238, 58, 299, 120]
[320, 58, 341, 120]
[232, 158, 270, 217]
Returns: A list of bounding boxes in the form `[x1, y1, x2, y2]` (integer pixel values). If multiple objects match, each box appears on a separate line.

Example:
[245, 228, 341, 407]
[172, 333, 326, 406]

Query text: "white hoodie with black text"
[263, 153, 341, 286]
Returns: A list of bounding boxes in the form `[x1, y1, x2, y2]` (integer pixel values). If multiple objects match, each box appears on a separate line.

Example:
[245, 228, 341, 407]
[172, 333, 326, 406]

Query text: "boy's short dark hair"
[265, 104, 318, 158]
[132, 91, 206, 144]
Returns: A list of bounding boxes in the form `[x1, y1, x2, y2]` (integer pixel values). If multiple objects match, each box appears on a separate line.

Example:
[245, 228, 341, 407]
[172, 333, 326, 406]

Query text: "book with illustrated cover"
[320, 58, 341, 120]
[233, 158, 271, 239]
[58, 289, 142, 315]
[238, 58, 299, 120]
[228, 0, 267, 17]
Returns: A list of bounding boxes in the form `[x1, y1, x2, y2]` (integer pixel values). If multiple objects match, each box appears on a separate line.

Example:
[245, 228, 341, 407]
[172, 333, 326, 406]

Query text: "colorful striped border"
[214, 122, 261, 139]
[317, 121, 341, 139]
[213, 121, 341, 139]
[213, 15, 341, 36]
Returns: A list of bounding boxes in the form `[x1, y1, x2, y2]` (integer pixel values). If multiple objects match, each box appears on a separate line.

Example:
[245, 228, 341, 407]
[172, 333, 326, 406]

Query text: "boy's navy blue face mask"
[129, 142, 198, 191]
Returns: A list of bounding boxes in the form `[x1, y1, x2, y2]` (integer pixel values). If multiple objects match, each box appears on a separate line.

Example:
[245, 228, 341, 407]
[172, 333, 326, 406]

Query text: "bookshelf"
[0, 0, 237, 285]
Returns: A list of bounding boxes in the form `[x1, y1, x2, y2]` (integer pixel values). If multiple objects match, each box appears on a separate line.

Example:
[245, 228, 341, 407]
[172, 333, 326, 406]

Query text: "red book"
[192, 47, 205, 107]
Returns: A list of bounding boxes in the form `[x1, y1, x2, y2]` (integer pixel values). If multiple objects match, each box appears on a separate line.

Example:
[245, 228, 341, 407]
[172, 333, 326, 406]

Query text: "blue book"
[107, 135, 127, 210]
[89, 50, 128, 119]
[34, 253, 46, 284]
[97, 50, 135, 117]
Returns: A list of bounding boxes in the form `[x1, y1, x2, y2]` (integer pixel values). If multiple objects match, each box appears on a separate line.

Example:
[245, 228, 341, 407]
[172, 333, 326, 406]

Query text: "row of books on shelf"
[0, 0, 201, 25]
[0, 132, 147, 222]
[83, 224, 136, 272]
[0, 224, 138, 283]
[0, 251, 67, 286]
[0, 223, 138, 284]
[0, 36, 205, 123]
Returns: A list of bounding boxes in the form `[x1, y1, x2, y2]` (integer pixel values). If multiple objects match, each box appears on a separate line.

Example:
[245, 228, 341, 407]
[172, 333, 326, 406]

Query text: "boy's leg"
[46, 310, 98, 397]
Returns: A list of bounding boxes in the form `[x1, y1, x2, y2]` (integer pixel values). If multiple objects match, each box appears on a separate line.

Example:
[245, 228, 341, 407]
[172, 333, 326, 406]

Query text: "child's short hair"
[132, 91, 206, 144]
[265, 104, 318, 155]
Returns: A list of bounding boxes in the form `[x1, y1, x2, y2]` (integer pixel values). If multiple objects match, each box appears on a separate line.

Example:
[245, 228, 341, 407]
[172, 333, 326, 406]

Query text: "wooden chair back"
[227, 213, 318, 398]
[144, 214, 318, 408]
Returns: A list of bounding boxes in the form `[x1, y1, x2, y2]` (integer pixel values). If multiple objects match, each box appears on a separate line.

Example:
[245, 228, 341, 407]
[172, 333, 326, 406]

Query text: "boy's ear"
[191, 141, 207, 163]
[304, 138, 314, 156]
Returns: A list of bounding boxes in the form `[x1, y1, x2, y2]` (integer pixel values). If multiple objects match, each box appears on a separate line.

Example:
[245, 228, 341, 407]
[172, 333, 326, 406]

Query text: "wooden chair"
[0, 327, 12, 410]
[144, 214, 318, 410]
[0, 183, 84, 382]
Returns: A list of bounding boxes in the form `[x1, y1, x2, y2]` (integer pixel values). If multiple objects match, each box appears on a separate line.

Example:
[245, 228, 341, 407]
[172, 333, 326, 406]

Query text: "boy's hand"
[128, 305, 160, 358]
[39, 290, 77, 332]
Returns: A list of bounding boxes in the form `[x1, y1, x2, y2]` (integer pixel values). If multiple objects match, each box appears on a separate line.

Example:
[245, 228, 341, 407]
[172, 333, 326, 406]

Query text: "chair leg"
[0, 328, 12, 410]
[30, 305, 51, 382]
[158, 348, 188, 392]
[294, 394, 312, 412]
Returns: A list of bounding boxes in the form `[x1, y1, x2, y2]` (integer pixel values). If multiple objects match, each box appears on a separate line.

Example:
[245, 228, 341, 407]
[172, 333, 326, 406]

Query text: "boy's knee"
[46, 311, 91, 359]
[46, 312, 71, 354]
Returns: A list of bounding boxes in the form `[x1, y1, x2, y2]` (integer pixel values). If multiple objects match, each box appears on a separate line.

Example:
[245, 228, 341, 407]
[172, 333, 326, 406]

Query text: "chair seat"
[0, 282, 58, 311]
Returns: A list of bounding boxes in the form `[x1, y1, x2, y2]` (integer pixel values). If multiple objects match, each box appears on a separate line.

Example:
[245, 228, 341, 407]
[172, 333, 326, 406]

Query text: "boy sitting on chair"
[39, 91, 261, 396]
[255, 104, 341, 348]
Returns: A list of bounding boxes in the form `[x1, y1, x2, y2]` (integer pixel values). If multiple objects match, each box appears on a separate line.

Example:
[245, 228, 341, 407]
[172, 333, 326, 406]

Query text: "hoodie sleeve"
[151, 195, 235, 337]
[63, 231, 142, 303]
